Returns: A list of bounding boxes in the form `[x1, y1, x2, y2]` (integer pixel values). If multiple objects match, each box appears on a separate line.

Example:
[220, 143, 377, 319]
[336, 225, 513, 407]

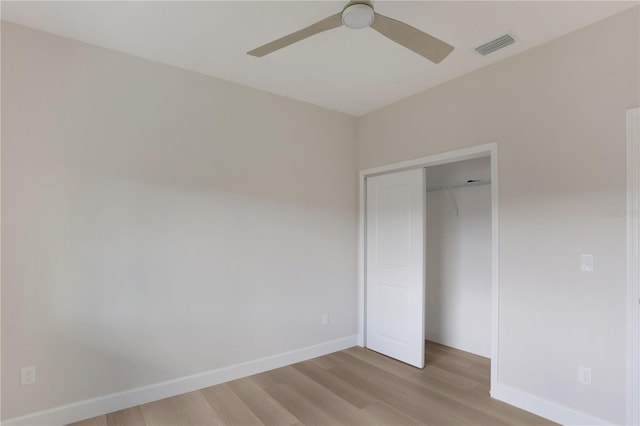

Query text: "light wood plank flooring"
[69, 342, 555, 426]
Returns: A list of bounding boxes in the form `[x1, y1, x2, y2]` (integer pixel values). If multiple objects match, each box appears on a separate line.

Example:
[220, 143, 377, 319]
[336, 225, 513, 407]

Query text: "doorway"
[357, 142, 499, 391]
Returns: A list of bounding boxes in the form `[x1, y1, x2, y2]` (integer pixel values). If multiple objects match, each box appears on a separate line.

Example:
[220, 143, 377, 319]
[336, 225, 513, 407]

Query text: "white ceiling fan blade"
[247, 12, 343, 57]
[370, 12, 454, 64]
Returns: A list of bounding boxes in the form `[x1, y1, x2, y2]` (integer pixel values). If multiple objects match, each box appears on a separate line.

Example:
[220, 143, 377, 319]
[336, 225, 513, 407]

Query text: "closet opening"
[425, 156, 492, 360]
[358, 142, 498, 393]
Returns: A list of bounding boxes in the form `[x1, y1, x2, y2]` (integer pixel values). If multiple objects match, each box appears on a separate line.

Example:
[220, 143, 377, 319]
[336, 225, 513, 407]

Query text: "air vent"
[475, 34, 515, 56]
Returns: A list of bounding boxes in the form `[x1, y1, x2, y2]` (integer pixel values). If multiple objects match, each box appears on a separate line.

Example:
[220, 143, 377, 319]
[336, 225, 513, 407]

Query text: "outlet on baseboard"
[21, 366, 36, 385]
[578, 366, 592, 385]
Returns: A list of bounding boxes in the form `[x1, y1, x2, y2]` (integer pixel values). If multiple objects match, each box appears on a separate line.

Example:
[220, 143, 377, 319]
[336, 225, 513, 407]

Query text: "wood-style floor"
[69, 341, 555, 426]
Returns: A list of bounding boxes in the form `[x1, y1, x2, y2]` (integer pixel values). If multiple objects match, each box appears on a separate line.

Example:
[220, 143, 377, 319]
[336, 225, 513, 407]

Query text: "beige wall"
[3, 5, 639, 424]
[357, 7, 639, 424]
[1, 22, 357, 419]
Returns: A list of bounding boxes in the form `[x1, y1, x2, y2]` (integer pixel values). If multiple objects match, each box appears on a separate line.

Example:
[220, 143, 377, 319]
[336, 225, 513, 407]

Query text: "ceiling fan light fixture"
[247, 1, 454, 63]
[342, 3, 374, 29]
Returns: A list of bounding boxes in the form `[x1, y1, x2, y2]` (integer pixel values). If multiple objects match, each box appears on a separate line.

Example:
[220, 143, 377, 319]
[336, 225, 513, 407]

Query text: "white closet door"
[366, 168, 425, 368]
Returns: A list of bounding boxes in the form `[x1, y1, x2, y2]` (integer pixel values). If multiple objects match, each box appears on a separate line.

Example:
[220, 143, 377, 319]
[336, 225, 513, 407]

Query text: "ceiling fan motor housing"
[342, 3, 375, 29]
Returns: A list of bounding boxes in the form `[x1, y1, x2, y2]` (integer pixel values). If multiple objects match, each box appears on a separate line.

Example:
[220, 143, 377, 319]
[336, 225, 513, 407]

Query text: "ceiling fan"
[247, 1, 454, 64]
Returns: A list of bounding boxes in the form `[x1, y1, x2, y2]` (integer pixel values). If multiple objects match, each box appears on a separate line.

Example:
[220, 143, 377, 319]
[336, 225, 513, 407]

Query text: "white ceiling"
[2, 1, 636, 116]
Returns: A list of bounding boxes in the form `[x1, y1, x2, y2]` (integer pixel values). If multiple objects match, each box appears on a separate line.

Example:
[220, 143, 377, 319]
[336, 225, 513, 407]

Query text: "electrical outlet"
[581, 254, 594, 272]
[578, 366, 592, 385]
[21, 366, 36, 385]
[321, 313, 329, 325]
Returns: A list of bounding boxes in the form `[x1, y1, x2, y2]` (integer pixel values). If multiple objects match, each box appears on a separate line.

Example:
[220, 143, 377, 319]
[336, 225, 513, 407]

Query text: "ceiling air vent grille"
[475, 34, 515, 56]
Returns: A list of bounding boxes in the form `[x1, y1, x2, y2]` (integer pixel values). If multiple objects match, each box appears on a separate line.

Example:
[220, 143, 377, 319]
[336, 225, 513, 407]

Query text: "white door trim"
[357, 142, 499, 390]
[627, 107, 640, 426]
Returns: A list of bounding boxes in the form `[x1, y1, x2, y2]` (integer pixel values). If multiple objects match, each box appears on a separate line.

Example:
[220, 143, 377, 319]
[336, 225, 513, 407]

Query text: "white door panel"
[366, 168, 425, 368]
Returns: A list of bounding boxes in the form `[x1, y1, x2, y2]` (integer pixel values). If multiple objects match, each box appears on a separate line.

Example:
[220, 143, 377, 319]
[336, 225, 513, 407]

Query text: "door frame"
[357, 141, 499, 391]
[627, 107, 639, 426]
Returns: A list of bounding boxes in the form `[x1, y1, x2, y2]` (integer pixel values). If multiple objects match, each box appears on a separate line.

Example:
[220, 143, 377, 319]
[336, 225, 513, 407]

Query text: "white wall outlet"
[581, 254, 594, 272]
[21, 366, 36, 385]
[321, 313, 329, 325]
[578, 366, 592, 385]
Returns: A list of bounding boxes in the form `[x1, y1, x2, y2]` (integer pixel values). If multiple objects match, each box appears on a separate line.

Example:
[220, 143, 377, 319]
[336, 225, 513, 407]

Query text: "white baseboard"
[425, 331, 491, 358]
[491, 383, 610, 425]
[3, 335, 357, 426]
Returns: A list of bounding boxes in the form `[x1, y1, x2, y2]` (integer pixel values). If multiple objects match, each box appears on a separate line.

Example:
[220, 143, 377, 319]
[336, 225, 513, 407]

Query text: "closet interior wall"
[425, 157, 492, 358]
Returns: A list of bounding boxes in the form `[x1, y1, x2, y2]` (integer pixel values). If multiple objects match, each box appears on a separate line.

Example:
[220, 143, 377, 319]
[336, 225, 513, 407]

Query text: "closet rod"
[425, 180, 491, 193]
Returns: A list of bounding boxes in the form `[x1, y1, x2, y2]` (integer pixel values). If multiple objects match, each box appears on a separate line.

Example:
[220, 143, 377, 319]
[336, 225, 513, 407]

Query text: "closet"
[365, 155, 492, 368]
